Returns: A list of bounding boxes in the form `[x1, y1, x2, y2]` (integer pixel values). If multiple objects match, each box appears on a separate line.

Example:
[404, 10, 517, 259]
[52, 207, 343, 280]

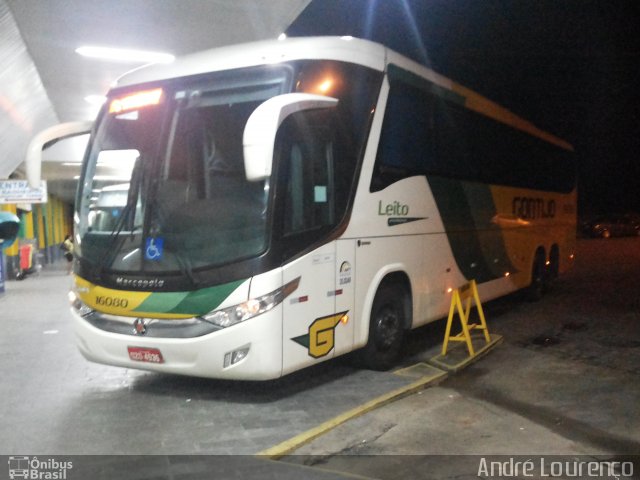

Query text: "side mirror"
[0, 212, 20, 250]
[243, 93, 338, 181]
[25, 121, 93, 188]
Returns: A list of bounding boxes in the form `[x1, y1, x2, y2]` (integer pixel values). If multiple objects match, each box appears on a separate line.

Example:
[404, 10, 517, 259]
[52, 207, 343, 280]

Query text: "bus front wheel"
[360, 283, 406, 370]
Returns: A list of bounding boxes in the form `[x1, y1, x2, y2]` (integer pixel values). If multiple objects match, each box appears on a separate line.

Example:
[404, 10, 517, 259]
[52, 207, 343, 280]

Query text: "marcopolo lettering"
[512, 197, 556, 220]
[378, 200, 409, 216]
[116, 276, 165, 288]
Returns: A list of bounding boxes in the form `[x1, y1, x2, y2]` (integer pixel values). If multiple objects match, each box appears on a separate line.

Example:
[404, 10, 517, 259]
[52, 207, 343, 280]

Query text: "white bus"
[29, 37, 576, 379]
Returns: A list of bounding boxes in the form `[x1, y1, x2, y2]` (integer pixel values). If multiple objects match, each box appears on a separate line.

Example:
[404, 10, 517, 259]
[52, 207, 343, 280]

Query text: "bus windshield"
[77, 65, 292, 275]
[75, 61, 381, 280]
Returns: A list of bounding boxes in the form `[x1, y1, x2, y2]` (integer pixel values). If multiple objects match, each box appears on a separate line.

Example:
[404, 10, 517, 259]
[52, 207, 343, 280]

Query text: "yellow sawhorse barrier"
[442, 279, 491, 357]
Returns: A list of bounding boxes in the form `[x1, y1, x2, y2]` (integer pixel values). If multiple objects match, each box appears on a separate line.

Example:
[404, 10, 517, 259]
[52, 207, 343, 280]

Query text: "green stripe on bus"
[132, 291, 189, 314]
[167, 279, 245, 316]
[426, 176, 516, 283]
[133, 279, 245, 316]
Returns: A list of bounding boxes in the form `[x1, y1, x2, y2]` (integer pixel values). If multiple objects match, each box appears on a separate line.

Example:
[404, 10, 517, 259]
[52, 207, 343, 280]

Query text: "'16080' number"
[95, 295, 129, 308]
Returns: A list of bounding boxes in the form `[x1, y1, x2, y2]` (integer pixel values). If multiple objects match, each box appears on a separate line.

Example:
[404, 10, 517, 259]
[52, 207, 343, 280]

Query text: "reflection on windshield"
[87, 150, 140, 232]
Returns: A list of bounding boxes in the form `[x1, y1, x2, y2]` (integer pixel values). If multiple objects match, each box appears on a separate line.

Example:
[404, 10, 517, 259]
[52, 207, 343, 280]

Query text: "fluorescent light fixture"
[74, 175, 131, 181]
[97, 149, 139, 166]
[84, 95, 106, 106]
[76, 46, 175, 64]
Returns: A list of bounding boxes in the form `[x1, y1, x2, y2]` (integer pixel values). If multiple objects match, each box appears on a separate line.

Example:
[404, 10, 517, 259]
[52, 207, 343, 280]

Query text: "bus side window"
[371, 78, 480, 191]
[372, 71, 575, 193]
[287, 145, 306, 232]
[371, 82, 436, 191]
[277, 112, 336, 237]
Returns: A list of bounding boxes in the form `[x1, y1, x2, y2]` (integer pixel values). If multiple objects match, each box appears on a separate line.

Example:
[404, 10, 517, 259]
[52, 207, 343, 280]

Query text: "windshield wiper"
[173, 250, 199, 288]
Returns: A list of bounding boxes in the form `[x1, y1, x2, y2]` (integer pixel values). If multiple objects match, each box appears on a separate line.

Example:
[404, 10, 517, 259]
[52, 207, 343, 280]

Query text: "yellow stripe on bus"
[75, 276, 153, 317]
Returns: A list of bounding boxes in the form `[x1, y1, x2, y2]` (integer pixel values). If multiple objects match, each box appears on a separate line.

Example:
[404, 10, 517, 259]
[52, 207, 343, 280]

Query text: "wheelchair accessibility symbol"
[145, 237, 164, 261]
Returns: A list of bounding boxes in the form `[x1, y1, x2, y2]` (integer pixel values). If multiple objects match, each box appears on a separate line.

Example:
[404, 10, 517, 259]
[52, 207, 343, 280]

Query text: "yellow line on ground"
[256, 369, 447, 459]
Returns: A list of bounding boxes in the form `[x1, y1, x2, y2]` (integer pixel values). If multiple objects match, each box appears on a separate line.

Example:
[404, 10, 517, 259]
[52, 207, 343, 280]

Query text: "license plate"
[128, 346, 164, 364]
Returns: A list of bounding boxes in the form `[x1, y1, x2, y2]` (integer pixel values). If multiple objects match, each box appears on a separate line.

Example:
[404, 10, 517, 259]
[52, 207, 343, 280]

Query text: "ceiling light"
[73, 175, 130, 181]
[75, 46, 175, 64]
[84, 95, 106, 106]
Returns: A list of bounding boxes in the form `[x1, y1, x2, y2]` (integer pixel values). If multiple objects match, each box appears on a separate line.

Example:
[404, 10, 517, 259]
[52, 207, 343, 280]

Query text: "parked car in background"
[581, 214, 640, 238]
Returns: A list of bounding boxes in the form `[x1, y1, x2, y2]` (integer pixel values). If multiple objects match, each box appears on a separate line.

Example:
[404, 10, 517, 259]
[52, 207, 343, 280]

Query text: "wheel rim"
[531, 257, 544, 296]
[373, 305, 401, 351]
[549, 250, 559, 280]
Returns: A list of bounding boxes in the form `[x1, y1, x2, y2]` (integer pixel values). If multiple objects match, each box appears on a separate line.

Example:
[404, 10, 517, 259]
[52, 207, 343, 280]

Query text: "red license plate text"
[128, 346, 164, 364]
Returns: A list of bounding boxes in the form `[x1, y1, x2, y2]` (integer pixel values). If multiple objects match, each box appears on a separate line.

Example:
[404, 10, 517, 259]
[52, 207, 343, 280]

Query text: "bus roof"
[115, 36, 388, 87]
[115, 36, 572, 152]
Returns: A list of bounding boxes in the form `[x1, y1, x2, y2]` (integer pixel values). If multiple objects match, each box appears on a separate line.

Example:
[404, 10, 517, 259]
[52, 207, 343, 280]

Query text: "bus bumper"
[70, 307, 284, 380]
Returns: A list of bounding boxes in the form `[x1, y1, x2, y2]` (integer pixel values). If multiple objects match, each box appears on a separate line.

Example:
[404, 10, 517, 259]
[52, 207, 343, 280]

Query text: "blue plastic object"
[0, 211, 20, 250]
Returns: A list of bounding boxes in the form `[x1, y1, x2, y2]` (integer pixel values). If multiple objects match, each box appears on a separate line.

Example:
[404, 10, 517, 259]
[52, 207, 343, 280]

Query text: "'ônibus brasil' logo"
[292, 311, 348, 358]
[8, 456, 73, 479]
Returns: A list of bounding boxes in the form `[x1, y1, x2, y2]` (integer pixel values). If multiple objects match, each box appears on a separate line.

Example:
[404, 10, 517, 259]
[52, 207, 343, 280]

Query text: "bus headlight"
[68, 289, 95, 317]
[201, 277, 300, 328]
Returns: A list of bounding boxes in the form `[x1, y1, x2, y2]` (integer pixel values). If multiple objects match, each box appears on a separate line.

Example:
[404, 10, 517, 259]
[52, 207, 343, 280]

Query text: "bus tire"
[360, 283, 406, 370]
[545, 245, 560, 292]
[525, 249, 546, 302]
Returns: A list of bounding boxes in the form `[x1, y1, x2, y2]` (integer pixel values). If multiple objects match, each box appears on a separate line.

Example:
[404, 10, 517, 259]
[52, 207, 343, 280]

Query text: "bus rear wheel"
[360, 283, 406, 370]
[545, 245, 560, 292]
[525, 250, 546, 302]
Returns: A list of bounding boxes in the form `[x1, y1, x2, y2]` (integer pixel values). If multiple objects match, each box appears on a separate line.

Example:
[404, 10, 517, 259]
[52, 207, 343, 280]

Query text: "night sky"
[287, 0, 640, 216]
